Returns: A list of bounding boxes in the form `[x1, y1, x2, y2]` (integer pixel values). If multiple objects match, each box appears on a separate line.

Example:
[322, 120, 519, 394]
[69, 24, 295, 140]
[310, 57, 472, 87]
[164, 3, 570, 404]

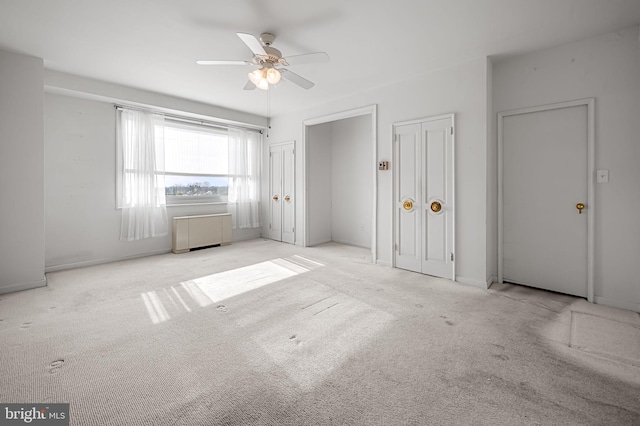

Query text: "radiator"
[171, 213, 232, 253]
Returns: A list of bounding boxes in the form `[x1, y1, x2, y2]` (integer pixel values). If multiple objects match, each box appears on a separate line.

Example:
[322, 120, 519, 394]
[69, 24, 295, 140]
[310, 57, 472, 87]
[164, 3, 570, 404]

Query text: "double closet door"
[268, 142, 295, 244]
[394, 116, 454, 280]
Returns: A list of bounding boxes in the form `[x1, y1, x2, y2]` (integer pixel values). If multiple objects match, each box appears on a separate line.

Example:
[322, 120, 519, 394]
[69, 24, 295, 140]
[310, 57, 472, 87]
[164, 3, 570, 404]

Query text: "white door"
[502, 104, 588, 298]
[395, 123, 422, 272]
[269, 144, 283, 241]
[269, 142, 295, 243]
[394, 116, 454, 280]
[281, 142, 295, 244]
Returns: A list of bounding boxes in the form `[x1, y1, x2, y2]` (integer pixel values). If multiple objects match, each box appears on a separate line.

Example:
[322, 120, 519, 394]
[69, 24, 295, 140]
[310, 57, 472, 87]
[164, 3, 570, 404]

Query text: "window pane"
[165, 175, 228, 202]
[163, 121, 228, 175]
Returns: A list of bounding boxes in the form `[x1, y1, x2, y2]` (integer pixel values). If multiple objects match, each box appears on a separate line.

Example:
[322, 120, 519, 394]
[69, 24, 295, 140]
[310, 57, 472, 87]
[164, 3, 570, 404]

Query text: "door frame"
[497, 98, 595, 302]
[391, 113, 456, 280]
[268, 140, 295, 243]
[302, 105, 378, 263]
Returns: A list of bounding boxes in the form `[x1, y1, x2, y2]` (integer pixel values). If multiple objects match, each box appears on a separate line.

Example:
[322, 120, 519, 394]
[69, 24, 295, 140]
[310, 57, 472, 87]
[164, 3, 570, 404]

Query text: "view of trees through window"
[164, 175, 228, 200]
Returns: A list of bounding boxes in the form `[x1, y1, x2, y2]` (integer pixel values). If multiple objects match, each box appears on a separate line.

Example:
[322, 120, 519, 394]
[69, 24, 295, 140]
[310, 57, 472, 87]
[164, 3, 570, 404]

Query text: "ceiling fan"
[197, 32, 329, 90]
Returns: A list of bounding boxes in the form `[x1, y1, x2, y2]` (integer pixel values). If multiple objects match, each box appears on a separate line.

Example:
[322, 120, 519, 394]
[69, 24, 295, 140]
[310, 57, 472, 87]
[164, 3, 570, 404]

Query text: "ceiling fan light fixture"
[256, 78, 269, 90]
[248, 68, 265, 85]
[265, 66, 281, 84]
[249, 66, 278, 89]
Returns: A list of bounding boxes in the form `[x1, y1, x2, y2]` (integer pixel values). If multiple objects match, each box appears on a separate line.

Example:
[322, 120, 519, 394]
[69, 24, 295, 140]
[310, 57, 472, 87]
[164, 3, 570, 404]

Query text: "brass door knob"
[403, 200, 413, 211]
[576, 203, 585, 214]
[273, 195, 279, 202]
[430, 201, 442, 213]
[284, 195, 291, 202]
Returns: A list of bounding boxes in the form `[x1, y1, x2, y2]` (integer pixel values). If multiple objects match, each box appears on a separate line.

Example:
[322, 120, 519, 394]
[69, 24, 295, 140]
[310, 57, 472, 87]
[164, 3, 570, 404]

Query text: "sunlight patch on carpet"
[141, 291, 171, 324]
[190, 259, 317, 304]
[140, 256, 325, 324]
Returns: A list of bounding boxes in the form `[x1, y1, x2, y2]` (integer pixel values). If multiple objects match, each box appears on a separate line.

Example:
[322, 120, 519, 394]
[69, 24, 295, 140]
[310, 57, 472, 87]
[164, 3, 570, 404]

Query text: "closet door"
[394, 123, 422, 273]
[268, 142, 295, 243]
[394, 116, 454, 280]
[268, 144, 283, 241]
[421, 118, 454, 279]
[281, 142, 295, 244]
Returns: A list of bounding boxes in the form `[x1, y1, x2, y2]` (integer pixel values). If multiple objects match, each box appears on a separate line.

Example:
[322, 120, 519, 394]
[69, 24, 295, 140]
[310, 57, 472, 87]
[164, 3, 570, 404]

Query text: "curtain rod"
[114, 104, 264, 134]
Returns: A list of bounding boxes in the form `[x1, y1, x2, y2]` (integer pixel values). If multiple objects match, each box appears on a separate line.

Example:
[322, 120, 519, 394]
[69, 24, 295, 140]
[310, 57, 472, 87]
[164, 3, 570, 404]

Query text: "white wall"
[305, 123, 333, 245]
[267, 57, 490, 285]
[486, 58, 497, 284]
[0, 49, 46, 294]
[331, 115, 372, 248]
[493, 25, 640, 312]
[45, 70, 264, 128]
[44, 81, 266, 272]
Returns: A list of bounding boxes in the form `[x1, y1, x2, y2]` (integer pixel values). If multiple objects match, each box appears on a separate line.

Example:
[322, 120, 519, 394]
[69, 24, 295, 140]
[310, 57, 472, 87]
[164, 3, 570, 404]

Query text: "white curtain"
[116, 108, 168, 241]
[228, 127, 261, 228]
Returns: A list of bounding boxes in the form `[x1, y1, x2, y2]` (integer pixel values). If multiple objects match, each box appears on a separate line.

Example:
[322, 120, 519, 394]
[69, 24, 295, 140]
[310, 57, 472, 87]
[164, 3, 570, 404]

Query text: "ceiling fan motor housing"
[260, 32, 276, 46]
[262, 46, 283, 64]
[259, 33, 285, 65]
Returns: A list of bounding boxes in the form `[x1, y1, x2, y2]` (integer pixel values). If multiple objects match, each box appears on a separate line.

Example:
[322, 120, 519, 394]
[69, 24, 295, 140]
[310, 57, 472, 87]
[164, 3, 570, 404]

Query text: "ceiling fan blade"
[280, 69, 315, 89]
[243, 80, 256, 90]
[282, 52, 330, 66]
[196, 60, 251, 65]
[236, 32, 267, 56]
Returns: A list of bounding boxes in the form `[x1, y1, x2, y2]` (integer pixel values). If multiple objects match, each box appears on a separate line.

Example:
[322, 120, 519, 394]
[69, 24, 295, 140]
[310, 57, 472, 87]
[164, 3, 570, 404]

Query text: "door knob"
[403, 200, 413, 211]
[284, 195, 291, 202]
[430, 201, 442, 213]
[273, 195, 279, 202]
[576, 203, 585, 214]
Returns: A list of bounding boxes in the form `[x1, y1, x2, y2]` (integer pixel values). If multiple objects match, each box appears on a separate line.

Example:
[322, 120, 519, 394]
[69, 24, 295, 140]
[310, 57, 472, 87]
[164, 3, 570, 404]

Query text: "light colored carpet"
[0, 239, 638, 425]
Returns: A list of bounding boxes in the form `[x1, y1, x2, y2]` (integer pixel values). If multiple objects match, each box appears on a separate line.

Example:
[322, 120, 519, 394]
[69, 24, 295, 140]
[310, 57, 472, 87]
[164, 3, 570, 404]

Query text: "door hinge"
[292, 227, 295, 233]
[450, 252, 454, 261]
[450, 127, 454, 135]
[269, 223, 271, 230]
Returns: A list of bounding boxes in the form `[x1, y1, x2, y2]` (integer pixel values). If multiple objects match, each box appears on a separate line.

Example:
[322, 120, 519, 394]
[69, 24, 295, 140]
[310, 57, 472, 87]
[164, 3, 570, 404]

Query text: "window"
[161, 120, 231, 205]
[117, 107, 263, 229]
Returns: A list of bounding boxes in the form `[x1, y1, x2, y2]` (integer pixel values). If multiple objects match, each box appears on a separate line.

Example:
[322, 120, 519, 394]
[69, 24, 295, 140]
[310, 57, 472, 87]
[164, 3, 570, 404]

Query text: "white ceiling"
[1, 0, 639, 117]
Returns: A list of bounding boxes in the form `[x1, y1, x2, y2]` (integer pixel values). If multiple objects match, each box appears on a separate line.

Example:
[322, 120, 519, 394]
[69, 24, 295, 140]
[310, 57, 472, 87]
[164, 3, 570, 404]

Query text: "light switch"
[596, 169, 609, 183]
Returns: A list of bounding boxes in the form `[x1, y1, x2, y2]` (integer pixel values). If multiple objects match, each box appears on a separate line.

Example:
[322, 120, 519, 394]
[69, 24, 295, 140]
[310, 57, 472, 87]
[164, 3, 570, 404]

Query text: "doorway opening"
[302, 105, 377, 262]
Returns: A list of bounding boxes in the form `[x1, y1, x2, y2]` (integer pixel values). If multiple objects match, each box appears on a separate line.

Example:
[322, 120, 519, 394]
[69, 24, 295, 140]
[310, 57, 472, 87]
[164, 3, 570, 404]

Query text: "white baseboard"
[376, 260, 392, 267]
[45, 249, 171, 273]
[330, 238, 371, 250]
[0, 277, 47, 295]
[594, 296, 640, 313]
[455, 276, 491, 290]
[45, 232, 262, 274]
